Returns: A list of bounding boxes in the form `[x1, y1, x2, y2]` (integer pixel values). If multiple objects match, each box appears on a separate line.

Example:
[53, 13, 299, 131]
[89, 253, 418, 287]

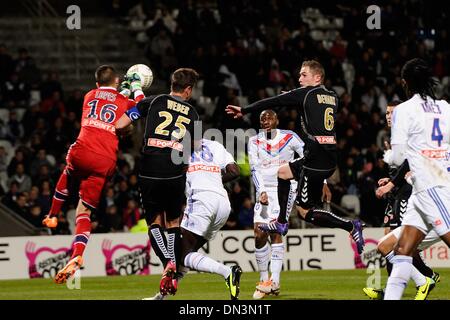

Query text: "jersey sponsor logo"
[82, 118, 116, 133]
[260, 159, 289, 168]
[314, 136, 336, 144]
[188, 164, 221, 173]
[147, 138, 183, 151]
[421, 149, 447, 159]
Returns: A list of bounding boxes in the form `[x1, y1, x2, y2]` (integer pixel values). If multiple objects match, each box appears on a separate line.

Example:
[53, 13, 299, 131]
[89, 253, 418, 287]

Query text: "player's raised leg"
[181, 228, 242, 300]
[54, 200, 91, 284]
[260, 166, 365, 253]
[42, 167, 71, 228]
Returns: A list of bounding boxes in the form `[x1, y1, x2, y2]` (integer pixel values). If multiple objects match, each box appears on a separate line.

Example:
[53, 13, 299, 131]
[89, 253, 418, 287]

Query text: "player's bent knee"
[254, 225, 268, 247]
[393, 242, 412, 256]
[270, 233, 283, 244]
[377, 233, 396, 255]
[296, 206, 308, 219]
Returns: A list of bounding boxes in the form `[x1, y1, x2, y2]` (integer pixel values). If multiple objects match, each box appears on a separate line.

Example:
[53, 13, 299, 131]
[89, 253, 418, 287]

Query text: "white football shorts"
[391, 226, 441, 251]
[401, 186, 450, 237]
[181, 191, 231, 241]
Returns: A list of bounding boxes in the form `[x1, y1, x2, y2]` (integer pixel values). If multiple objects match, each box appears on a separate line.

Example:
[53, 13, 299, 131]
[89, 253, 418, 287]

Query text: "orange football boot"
[54, 256, 83, 284]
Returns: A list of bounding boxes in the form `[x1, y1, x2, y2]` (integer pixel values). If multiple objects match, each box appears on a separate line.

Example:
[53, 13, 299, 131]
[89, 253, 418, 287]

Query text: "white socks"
[384, 255, 413, 300]
[385, 251, 426, 287]
[255, 242, 285, 284]
[270, 243, 284, 284]
[184, 252, 231, 279]
[255, 243, 271, 281]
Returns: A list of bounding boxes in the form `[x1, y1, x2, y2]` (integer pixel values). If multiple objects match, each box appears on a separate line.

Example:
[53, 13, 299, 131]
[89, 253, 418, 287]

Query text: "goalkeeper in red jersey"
[41, 65, 144, 284]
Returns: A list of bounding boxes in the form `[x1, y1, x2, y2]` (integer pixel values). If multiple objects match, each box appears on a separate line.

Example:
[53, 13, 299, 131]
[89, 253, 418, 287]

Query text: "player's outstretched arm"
[115, 113, 132, 131]
[375, 181, 395, 199]
[226, 89, 305, 118]
[116, 101, 144, 132]
[225, 105, 243, 119]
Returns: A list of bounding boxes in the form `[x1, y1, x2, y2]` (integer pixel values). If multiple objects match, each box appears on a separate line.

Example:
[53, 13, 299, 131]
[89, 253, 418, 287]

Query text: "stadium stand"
[1, 0, 449, 235]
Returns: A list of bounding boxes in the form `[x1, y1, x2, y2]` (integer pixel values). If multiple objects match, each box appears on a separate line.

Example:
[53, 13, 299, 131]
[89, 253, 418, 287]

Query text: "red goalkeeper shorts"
[65, 143, 116, 210]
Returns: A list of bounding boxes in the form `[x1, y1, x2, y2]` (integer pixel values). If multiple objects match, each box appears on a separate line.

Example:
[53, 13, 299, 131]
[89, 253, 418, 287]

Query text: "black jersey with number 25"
[136, 94, 200, 178]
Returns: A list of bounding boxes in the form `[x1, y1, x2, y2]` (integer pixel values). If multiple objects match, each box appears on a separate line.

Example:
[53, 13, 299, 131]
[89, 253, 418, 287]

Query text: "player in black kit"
[226, 60, 365, 254]
[116, 68, 200, 295]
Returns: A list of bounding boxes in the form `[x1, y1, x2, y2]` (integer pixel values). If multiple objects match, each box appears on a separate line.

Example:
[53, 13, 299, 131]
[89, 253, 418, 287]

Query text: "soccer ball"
[126, 64, 153, 90]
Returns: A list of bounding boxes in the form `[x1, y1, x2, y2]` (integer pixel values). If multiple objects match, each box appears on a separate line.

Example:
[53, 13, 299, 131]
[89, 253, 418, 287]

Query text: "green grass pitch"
[0, 269, 449, 300]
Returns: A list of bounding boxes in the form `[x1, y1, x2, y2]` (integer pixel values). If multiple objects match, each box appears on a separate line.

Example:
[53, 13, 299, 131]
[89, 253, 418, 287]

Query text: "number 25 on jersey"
[155, 111, 191, 139]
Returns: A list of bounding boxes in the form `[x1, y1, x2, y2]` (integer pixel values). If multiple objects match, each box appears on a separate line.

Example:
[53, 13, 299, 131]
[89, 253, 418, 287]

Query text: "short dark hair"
[95, 65, 117, 86]
[302, 60, 325, 84]
[387, 100, 403, 107]
[401, 58, 437, 100]
[170, 68, 199, 92]
[260, 109, 277, 118]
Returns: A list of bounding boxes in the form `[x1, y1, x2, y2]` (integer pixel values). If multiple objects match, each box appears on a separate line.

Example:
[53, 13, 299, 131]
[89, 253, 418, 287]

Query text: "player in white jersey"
[363, 101, 441, 300]
[145, 139, 242, 300]
[248, 110, 304, 299]
[384, 58, 450, 300]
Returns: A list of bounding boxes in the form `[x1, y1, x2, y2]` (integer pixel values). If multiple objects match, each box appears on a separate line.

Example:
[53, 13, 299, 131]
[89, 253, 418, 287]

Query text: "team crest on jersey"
[102, 239, 150, 276]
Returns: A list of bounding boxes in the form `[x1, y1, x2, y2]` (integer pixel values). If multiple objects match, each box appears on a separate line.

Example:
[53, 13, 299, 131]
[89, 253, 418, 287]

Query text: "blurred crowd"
[1, 0, 450, 233]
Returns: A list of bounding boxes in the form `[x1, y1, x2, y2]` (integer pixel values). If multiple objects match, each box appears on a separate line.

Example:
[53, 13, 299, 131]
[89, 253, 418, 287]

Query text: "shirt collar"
[98, 86, 117, 91]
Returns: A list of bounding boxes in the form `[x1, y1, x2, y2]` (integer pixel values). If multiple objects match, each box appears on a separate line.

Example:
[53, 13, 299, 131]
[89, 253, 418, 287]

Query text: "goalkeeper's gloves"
[119, 79, 131, 97]
[128, 72, 143, 92]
